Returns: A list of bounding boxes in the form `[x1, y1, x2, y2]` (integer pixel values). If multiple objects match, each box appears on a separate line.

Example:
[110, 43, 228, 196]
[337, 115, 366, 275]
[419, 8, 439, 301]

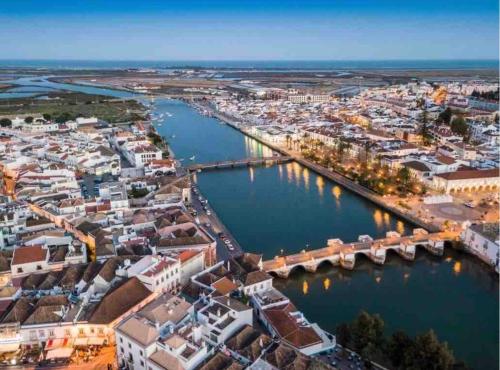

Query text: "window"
[128, 343, 131, 349]
[140, 350, 143, 356]
[120, 337, 123, 343]
[36, 265, 42, 270]
[38, 330, 45, 338]
[17, 267, 23, 273]
[49, 329, 55, 337]
[140, 360, 144, 367]
[120, 347, 124, 354]
[79, 328, 84, 335]
[98, 328, 104, 334]
[64, 329, 71, 336]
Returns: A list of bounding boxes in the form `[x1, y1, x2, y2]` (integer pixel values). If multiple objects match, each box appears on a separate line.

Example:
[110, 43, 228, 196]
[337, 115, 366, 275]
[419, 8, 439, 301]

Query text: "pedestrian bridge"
[262, 229, 459, 277]
[188, 156, 292, 172]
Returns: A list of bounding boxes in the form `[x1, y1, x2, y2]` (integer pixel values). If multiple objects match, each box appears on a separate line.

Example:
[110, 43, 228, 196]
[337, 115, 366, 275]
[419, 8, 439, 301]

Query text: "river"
[2, 78, 498, 369]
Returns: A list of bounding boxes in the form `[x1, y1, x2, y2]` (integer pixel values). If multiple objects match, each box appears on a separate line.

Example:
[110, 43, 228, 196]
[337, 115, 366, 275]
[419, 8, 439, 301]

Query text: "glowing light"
[396, 221, 405, 235]
[323, 278, 331, 291]
[375, 276, 382, 284]
[445, 256, 452, 263]
[383, 212, 390, 227]
[249, 167, 254, 183]
[316, 176, 325, 197]
[332, 185, 342, 200]
[373, 209, 383, 228]
[453, 261, 462, 275]
[302, 280, 309, 295]
[303, 167, 310, 190]
[403, 272, 410, 280]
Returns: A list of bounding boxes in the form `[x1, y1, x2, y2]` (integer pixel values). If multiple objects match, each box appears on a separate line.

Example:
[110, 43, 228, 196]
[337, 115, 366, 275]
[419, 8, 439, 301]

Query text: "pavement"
[188, 181, 243, 262]
[314, 346, 388, 370]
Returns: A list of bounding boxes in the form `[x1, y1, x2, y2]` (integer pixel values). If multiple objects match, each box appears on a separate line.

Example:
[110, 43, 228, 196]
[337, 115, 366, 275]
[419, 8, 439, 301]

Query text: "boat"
[189, 155, 196, 161]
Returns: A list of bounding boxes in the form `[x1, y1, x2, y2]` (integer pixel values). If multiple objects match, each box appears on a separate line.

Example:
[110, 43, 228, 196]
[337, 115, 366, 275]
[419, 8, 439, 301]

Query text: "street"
[188, 180, 244, 261]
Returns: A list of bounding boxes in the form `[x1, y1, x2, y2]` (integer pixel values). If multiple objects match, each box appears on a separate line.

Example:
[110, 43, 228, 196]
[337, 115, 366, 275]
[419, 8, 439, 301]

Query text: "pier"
[187, 156, 292, 172]
[262, 229, 459, 277]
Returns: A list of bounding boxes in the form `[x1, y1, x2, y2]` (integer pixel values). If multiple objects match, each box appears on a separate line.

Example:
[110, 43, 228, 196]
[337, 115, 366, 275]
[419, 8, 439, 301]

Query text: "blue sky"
[0, 0, 498, 60]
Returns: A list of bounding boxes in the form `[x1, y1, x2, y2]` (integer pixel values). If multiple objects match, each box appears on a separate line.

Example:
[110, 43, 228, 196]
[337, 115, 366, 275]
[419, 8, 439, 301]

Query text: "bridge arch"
[288, 265, 307, 276]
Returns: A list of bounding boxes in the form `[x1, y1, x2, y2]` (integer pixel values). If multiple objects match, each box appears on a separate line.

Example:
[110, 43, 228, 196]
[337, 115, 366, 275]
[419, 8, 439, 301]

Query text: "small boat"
[189, 155, 196, 161]
[171, 134, 176, 138]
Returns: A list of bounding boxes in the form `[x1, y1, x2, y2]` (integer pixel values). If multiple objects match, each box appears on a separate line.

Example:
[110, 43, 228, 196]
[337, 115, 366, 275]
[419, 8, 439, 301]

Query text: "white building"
[462, 223, 499, 272]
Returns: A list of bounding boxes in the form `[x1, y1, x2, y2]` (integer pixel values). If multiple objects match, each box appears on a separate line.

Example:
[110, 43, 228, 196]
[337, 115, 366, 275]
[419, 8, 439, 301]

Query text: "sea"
[0, 59, 497, 71]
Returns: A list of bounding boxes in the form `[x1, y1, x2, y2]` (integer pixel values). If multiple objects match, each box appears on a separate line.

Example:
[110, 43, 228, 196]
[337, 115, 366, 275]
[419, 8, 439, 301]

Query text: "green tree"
[0, 118, 12, 127]
[24, 116, 33, 124]
[387, 331, 414, 369]
[437, 107, 452, 125]
[398, 166, 411, 186]
[55, 112, 73, 123]
[335, 323, 352, 353]
[351, 311, 384, 353]
[42, 113, 52, 121]
[450, 117, 468, 136]
[408, 330, 455, 370]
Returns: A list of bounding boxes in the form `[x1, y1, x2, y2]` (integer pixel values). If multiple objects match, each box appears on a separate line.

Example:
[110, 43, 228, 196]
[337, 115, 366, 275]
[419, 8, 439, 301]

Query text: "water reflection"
[373, 209, 383, 229]
[453, 261, 462, 275]
[316, 176, 325, 198]
[396, 221, 405, 235]
[323, 277, 331, 291]
[303, 280, 309, 295]
[303, 167, 310, 191]
[249, 167, 255, 183]
[332, 185, 342, 200]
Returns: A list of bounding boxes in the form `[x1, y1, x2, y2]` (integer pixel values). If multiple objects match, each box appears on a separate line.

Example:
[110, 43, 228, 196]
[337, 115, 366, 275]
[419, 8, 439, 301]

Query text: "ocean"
[0, 59, 497, 71]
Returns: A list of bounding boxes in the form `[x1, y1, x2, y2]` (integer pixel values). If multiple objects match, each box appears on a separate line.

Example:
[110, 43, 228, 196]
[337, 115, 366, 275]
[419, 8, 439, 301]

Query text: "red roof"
[12, 245, 48, 265]
[179, 250, 202, 263]
[436, 168, 500, 181]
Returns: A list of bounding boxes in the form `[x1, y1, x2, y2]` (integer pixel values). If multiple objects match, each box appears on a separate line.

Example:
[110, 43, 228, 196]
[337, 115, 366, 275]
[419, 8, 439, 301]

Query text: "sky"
[0, 0, 498, 61]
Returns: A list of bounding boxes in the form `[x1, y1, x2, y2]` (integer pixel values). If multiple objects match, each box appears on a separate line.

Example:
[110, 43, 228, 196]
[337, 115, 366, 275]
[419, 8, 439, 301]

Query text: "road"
[188, 180, 244, 262]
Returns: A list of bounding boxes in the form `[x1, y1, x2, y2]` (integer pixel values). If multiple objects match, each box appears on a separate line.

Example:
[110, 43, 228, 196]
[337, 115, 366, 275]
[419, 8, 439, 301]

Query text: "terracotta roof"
[89, 277, 153, 324]
[263, 303, 322, 349]
[12, 245, 48, 265]
[179, 249, 202, 263]
[435, 168, 500, 181]
[211, 277, 239, 296]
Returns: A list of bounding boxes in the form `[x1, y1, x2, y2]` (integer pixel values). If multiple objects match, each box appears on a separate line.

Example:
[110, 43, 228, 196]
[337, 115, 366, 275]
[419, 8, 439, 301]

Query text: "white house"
[462, 223, 499, 272]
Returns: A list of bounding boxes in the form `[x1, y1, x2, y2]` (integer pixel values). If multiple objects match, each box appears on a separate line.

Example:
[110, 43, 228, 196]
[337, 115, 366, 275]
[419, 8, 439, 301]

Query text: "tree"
[408, 330, 455, 370]
[386, 331, 414, 369]
[335, 323, 352, 352]
[397, 166, 411, 186]
[351, 311, 384, 353]
[55, 112, 73, 123]
[450, 117, 468, 136]
[42, 113, 52, 121]
[0, 118, 12, 127]
[437, 107, 452, 125]
[24, 116, 33, 124]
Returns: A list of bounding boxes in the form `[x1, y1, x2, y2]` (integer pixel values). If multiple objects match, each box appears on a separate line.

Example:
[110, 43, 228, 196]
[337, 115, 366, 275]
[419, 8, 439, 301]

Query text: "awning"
[87, 337, 106, 345]
[46, 338, 72, 349]
[45, 347, 73, 360]
[73, 338, 88, 346]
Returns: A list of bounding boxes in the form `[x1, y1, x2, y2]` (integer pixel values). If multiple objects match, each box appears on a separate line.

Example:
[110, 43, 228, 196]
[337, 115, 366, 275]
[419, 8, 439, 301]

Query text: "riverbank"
[189, 100, 440, 233]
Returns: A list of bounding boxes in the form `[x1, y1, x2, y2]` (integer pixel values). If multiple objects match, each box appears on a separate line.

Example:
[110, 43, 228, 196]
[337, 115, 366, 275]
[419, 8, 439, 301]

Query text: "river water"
[2, 79, 498, 369]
